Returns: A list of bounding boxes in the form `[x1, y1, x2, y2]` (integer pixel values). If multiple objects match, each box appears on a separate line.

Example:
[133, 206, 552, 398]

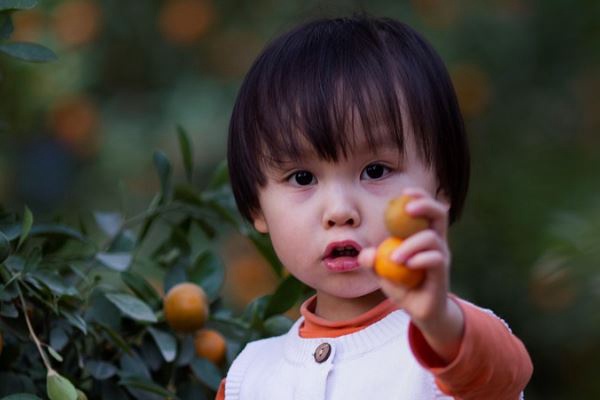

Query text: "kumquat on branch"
[0, 127, 310, 400]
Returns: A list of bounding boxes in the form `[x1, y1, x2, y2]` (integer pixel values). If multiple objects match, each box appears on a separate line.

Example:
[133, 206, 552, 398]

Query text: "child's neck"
[314, 290, 388, 322]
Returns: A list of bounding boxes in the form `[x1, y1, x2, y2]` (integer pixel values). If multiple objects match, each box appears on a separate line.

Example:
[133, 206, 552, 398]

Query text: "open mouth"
[323, 240, 362, 260]
[329, 246, 359, 258]
[323, 241, 362, 272]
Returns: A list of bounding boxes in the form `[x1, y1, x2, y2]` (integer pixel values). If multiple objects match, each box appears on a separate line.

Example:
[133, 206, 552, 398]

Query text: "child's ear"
[252, 211, 269, 233]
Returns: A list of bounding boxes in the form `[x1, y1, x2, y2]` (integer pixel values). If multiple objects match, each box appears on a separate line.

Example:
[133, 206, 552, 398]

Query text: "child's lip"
[323, 257, 361, 272]
[322, 240, 362, 259]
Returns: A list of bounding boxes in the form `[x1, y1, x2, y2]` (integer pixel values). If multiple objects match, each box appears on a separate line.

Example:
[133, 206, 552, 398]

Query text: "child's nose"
[322, 197, 360, 229]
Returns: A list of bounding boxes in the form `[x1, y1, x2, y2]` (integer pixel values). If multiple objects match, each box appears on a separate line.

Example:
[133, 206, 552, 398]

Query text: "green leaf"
[0, 394, 43, 400]
[120, 351, 151, 379]
[188, 250, 224, 302]
[32, 224, 87, 244]
[108, 230, 136, 253]
[1, 223, 86, 243]
[118, 378, 178, 399]
[203, 196, 241, 228]
[264, 274, 305, 319]
[105, 293, 157, 323]
[192, 218, 216, 240]
[22, 245, 41, 273]
[0, 42, 56, 62]
[0, 229, 9, 262]
[140, 334, 163, 371]
[137, 210, 158, 244]
[245, 228, 284, 277]
[0, 301, 19, 318]
[174, 184, 204, 207]
[163, 261, 187, 293]
[190, 358, 223, 391]
[208, 315, 250, 342]
[85, 359, 118, 380]
[263, 315, 294, 336]
[242, 295, 271, 327]
[174, 336, 195, 367]
[206, 160, 229, 190]
[95, 252, 132, 271]
[96, 323, 130, 353]
[32, 270, 79, 297]
[49, 325, 69, 351]
[147, 327, 177, 362]
[0, 12, 14, 39]
[177, 125, 194, 183]
[60, 310, 87, 334]
[153, 150, 172, 204]
[94, 211, 123, 238]
[16, 205, 32, 250]
[46, 346, 63, 362]
[0, 0, 37, 11]
[120, 270, 161, 309]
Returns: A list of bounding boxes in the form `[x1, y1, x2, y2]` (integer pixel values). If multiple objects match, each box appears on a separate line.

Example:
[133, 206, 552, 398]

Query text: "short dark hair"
[227, 13, 470, 225]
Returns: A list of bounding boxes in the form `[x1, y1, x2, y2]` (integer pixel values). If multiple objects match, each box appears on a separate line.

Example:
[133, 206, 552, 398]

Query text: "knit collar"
[299, 294, 399, 338]
[284, 298, 410, 365]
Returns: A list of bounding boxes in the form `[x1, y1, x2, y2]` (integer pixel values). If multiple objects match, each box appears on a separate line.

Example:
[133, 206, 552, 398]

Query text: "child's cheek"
[288, 188, 314, 204]
[363, 181, 400, 198]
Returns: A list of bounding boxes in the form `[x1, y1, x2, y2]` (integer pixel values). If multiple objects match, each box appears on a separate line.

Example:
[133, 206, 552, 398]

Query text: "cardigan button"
[313, 343, 332, 363]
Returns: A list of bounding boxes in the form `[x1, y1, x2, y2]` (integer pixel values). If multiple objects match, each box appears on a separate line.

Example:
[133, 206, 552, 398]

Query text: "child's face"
[252, 131, 444, 301]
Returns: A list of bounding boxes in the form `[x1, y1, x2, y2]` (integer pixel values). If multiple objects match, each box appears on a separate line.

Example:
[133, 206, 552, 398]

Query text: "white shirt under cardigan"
[224, 306, 453, 400]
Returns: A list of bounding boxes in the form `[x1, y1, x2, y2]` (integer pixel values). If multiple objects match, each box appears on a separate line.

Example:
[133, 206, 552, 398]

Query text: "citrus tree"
[1, 3, 308, 397]
[0, 126, 309, 400]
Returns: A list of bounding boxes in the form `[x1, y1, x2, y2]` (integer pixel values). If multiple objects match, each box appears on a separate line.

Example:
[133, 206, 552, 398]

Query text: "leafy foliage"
[0, 127, 309, 399]
[0, 0, 56, 62]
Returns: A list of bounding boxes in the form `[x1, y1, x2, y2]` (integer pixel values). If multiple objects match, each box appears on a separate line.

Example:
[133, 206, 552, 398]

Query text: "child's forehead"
[262, 129, 405, 168]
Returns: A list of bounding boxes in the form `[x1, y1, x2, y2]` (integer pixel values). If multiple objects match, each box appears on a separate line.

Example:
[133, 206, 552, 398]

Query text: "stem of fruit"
[16, 282, 53, 372]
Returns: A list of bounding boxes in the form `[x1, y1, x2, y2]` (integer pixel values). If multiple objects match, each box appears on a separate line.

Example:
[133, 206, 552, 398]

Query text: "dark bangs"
[228, 14, 469, 225]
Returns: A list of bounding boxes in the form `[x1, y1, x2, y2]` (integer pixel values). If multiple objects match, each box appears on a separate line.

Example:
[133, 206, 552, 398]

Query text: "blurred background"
[0, 0, 598, 398]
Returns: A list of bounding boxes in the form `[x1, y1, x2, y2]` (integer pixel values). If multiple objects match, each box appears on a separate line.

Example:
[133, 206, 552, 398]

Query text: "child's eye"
[288, 170, 316, 186]
[361, 163, 390, 180]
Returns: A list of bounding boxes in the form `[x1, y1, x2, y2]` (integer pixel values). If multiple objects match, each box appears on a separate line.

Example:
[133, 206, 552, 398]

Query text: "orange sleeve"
[408, 297, 533, 400]
[215, 377, 226, 400]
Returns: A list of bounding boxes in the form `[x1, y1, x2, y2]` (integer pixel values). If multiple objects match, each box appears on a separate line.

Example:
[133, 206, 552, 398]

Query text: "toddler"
[217, 13, 533, 399]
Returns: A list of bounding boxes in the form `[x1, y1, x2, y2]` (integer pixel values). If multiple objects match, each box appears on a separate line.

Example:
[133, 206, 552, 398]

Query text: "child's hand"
[358, 187, 464, 363]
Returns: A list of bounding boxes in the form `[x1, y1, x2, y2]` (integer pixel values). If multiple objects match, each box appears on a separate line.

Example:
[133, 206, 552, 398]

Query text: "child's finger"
[390, 230, 446, 264]
[405, 250, 446, 270]
[401, 187, 430, 199]
[358, 247, 376, 269]
[404, 197, 449, 238]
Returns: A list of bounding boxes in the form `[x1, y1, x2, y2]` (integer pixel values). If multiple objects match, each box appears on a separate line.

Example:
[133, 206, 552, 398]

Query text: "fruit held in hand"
[194, 328, 227, 364]
[164, 283, 209, 333]
[384, 195, 428, 239]
[375, 237, 425, 288]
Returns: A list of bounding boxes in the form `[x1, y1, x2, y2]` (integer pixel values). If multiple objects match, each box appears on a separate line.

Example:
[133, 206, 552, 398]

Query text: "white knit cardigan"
[224, 308, 453, 400]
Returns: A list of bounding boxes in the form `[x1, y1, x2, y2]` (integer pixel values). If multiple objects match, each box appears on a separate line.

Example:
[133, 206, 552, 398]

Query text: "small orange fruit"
[384, 195, 428, 239]
[374, 237, 425, 288]
[163, 283, 209, 333]
[194, 328, 227, 364]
